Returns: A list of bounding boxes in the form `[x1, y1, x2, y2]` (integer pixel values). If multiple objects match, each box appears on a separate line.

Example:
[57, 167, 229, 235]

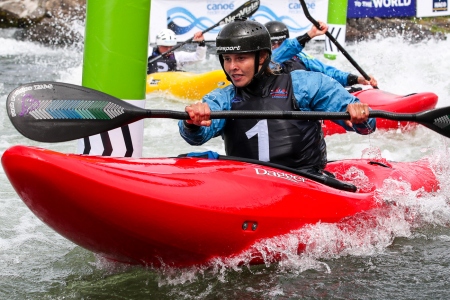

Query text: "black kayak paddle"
[6, 81, 450, 142]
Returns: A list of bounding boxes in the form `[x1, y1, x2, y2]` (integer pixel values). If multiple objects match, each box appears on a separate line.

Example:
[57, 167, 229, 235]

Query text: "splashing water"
[1, 29, 450, 298]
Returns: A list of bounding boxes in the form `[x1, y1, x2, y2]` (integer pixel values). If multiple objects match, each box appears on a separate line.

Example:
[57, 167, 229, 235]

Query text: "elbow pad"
[347, 74, 359, 86]
[296, 34, 312, 47]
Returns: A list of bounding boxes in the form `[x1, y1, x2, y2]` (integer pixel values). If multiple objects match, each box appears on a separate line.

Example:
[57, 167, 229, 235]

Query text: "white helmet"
[156, 29, 177, 46]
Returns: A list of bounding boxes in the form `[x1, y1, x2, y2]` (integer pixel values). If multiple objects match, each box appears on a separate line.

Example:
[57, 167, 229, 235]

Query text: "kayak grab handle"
[368, 161, 392, 168]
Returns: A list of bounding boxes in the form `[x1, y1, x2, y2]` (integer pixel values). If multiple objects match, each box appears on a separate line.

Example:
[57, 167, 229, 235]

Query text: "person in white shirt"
[147, 29, 206, 74]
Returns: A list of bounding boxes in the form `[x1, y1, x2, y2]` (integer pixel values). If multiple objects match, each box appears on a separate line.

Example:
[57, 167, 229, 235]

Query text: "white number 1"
[245, 120, 270, 161]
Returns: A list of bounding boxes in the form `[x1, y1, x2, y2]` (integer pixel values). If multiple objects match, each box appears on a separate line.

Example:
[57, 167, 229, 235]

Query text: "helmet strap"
[253, 51, 270, 80]
[253, 51, 260, 77]
[218, 55, 232, 82]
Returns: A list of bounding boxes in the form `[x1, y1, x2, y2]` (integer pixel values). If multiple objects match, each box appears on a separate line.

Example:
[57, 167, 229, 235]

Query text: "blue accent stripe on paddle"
[24, 100, 125, 120]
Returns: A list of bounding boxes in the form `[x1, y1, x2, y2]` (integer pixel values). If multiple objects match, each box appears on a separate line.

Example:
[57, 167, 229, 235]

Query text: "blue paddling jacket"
[178, 70, 376, 170]
[271, 38, 357, 87]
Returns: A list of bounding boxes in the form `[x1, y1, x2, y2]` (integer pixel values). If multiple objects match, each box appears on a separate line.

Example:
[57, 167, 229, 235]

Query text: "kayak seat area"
[345, 86, 363, 93]
[177, 153, 357, 192]
[220, 156, 357, 193]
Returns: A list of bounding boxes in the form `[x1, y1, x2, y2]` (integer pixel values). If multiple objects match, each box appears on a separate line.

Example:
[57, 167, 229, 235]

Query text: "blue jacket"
[271, 38, 350, 87]
[179, 70, 375, 145]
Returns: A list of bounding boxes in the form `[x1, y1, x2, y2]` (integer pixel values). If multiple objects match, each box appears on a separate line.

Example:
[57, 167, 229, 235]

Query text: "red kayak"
[1, 145, 439, 268]
[323, 89, 438, 136]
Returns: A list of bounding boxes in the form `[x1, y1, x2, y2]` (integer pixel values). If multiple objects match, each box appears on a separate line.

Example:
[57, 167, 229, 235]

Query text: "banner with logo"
[417, 0, 450, 17]
[347, 0, 416, 18]
[149, 0, 329, 44]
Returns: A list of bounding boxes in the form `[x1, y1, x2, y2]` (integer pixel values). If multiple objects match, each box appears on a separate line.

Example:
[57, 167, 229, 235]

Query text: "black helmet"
[216, 18, 272, 83]
[264, 21, 289, 41]
[216, 18, 271, 55]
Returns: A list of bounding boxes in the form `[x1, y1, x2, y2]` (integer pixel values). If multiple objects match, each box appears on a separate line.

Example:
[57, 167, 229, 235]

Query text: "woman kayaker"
[147, 29, 206, 74]
[178, 18, 376, 173]
[267, 20, 378, 88]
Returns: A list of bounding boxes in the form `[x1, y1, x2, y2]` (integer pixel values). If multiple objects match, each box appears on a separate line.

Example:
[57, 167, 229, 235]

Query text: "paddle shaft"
[150, 109, 418, 122]
[298, 0, 373, 85]
[148, 0, 260, 64]
[148, 38, 195, 63]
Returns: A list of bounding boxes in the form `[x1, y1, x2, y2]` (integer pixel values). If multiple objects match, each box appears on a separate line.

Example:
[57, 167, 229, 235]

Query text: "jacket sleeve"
[290, 70, 376, 134]
[174, 45, 207, 68]
[296, 52, 350, 87]
[178, 85, 235, 145]
[271, 38, 304, 65]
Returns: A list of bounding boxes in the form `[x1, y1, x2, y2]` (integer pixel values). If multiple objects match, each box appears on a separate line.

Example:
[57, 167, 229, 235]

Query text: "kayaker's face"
[271, 39, 284, 50]
[158, 45, 173, 55]
[223, 53, 261, 88]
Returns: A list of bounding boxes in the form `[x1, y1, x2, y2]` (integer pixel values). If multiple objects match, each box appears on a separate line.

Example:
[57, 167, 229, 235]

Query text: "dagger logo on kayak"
[254, 168, 305, 183]
[14, 97, 124, 120]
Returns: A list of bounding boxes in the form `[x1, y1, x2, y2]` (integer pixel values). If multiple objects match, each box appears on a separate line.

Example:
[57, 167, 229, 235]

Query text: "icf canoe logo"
[206, 0, 235, 15]
[250, 4, 310, 35]
[167, 6, 223, 35]
[166, 4, 310, 36]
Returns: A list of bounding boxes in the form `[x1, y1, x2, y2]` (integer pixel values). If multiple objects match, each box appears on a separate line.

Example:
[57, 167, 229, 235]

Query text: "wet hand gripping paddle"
[6, 81, 450, 142]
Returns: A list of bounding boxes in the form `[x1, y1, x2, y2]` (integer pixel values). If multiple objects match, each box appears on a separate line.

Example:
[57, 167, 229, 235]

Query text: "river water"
[1, 26, 450, 299]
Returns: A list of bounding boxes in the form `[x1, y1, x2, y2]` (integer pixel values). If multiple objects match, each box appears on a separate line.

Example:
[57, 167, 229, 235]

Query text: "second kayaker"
[147, 29, 206, 74]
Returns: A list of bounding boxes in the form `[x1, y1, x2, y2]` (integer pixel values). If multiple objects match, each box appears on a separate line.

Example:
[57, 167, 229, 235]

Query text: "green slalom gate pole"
[78, 0, 151, 157]
[324, 0, 347, 60]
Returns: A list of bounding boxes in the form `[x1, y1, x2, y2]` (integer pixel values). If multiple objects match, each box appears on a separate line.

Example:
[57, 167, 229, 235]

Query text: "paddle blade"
[218, 0, 260, 25]
[416, 106, 450, 138]
[370, 106, 450, 138]
[6, 82, 147, 142]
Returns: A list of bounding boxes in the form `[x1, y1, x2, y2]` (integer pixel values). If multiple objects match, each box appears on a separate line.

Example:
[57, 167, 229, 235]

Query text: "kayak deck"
[1, 145, 439, 267]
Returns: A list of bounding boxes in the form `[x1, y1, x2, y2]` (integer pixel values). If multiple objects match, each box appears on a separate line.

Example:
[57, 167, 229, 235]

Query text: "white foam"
[1, 32, 450, 284]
